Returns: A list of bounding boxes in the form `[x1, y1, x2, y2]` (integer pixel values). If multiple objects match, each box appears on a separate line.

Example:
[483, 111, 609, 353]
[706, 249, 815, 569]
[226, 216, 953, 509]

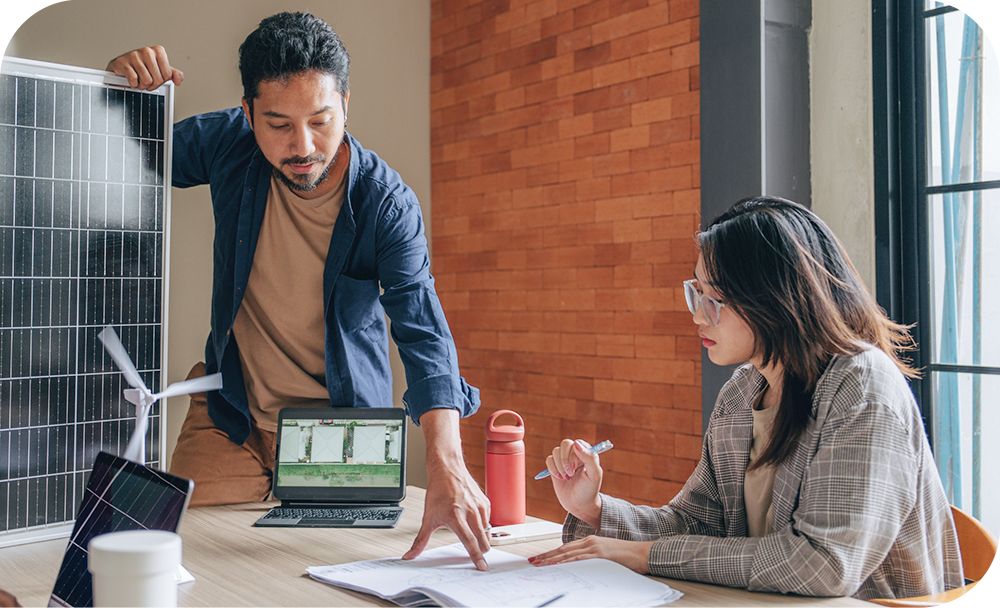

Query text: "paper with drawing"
[307, 543, 682, 607]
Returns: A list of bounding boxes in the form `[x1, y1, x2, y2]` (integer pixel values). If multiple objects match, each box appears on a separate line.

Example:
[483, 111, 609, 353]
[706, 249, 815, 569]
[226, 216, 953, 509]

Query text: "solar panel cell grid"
[49, 452, 191, 607]
[0, 62, 171, 543]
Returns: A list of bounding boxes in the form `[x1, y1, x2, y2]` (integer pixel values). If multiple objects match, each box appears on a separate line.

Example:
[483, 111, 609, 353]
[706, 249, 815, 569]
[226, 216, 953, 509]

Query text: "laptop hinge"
[279, 500, 401, 508]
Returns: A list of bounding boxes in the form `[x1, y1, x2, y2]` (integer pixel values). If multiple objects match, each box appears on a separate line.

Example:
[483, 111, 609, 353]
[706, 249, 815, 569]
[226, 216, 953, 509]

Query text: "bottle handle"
[487, 409, 523, 432]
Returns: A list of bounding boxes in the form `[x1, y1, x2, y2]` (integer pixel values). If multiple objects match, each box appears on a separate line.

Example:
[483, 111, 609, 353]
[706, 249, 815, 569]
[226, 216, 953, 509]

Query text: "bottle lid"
[88, 530, 182, 577]
[486, 410, 524, 442]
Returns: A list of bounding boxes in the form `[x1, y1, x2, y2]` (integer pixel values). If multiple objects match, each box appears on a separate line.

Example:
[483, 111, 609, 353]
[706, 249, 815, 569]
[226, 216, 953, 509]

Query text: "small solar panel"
[0, 57, 174, 546]
[48, 451, 192, 608]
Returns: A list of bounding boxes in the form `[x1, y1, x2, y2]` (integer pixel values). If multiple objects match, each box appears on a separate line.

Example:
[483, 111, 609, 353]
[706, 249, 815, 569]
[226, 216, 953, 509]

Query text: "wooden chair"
[870, 505, 997, 607]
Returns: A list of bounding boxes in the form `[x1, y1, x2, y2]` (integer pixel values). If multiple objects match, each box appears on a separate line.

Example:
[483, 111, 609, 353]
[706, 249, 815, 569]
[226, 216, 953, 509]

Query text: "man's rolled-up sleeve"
[375, 194, 480, 425]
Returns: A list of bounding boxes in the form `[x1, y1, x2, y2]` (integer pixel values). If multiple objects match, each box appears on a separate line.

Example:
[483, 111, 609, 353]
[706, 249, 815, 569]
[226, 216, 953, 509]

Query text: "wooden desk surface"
[1, 486, 869, 607]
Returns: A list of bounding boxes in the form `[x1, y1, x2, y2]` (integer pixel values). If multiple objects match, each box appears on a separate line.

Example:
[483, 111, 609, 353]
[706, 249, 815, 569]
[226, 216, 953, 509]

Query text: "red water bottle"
[485, 410, 526, 526]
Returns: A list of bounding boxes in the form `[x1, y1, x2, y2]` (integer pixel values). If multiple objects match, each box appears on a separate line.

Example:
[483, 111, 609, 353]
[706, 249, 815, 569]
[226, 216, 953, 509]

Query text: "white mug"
[88, 530, 181, 607]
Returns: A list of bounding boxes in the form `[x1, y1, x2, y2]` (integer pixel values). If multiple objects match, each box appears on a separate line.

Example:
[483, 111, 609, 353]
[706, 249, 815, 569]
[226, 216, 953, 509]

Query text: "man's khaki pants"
[169, 363, 277, 507]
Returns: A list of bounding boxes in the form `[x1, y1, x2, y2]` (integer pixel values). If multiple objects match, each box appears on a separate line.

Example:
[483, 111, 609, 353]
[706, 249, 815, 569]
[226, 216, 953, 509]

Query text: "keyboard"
[261, 507, 400, 522]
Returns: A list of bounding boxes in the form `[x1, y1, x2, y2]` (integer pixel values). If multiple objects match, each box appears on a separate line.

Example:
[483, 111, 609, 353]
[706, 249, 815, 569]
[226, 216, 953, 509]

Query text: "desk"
[1, 486, 869, 606]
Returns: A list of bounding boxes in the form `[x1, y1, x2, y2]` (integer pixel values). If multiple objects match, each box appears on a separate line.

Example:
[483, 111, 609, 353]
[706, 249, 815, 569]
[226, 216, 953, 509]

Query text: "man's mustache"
[281, 155, 326, 166]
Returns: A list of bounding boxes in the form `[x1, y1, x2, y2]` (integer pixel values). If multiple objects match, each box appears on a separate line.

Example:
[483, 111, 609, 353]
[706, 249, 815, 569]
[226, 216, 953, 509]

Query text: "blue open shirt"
[172, 108, 480, 445]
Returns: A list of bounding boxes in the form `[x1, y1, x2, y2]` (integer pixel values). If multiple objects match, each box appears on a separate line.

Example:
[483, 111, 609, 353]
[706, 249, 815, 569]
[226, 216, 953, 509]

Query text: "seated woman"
[529, 197, 963, 600]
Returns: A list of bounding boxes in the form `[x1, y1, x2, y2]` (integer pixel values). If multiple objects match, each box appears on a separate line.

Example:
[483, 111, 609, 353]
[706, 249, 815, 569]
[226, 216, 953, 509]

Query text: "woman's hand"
[529, 536, 654, 574]
[547, 439, 603, 527]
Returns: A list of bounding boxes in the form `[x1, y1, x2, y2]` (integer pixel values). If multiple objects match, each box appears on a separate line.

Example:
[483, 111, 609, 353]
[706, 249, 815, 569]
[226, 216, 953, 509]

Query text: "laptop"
[254, 407, 406, 528]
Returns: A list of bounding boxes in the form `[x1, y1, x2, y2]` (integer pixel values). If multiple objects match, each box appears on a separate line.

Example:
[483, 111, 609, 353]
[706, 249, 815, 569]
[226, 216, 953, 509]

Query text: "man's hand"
[528, 537, 654, 574]
[0, 588, 21, 608]
[402, 409, 491, 570]
[106, 46, 184, 90]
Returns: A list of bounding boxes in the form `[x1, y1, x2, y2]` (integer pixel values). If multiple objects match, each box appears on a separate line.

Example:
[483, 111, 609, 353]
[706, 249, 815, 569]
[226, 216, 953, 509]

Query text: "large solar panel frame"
[0, 57, 174, 548]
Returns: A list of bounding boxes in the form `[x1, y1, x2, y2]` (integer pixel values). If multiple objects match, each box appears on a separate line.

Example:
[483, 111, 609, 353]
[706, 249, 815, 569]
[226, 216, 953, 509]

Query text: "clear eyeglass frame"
[683, 279, 726, 326]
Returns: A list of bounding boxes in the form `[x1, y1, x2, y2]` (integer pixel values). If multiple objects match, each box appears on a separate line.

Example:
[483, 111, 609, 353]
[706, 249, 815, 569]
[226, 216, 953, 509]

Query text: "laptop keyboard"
[263, 507, 400, 521]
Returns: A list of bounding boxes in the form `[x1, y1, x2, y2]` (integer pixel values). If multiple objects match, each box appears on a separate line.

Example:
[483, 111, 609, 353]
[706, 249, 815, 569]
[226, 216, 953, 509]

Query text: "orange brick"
[653, 456, 698, 482]
[609, 29, 651, 61]
[630, 49, 672, 78]
[575, 41, 612, 71]
[671, 41, 699, 70]
[671, 90, 699, 117]
[559, 113, 595, 139]
[650, 116, 691, 144]
[557, 70, 594, 97]
[648, 20, 692, 51]
[674, 433, 702, 460]
[609, 124, 651, 152]
[669, 0, 698, 22]
[593, 58, 633, 88]
[631, 97, 673, 125]
[596, 334, 635, 357]
[574, 132, 610, 157]
[573, 0, 612, 28]
[592, 106, 633, 133]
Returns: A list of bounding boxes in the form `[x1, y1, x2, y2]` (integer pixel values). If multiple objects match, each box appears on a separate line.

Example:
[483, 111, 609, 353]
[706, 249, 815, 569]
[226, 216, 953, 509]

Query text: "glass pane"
[924, 11, 1000, 186]
[928, 190, 999, 367]
[930, 371, 997, 534]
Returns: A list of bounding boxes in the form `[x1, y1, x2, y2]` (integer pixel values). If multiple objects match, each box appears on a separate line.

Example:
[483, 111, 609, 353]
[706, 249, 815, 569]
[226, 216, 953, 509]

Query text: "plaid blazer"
[565, 347, 963, 600]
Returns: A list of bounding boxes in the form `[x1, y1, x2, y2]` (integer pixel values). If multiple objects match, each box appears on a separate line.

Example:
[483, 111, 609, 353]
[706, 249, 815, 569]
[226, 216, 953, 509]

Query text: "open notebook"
[307, 543, 682, 607]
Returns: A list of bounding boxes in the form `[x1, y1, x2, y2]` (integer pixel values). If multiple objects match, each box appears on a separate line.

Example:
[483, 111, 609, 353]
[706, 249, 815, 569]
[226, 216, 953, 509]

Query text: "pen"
[535, 592, 566, 607]
[533, 440, 614, 480]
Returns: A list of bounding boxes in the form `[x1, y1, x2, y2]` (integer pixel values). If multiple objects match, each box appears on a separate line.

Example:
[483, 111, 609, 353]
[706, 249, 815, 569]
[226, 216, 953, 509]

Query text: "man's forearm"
[419, 408, 466, 472]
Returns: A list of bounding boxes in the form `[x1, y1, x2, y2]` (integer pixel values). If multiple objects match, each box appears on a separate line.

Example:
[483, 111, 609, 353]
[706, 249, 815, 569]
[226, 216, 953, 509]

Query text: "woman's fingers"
[573, 439, 602, 480]
[529, 540, 596, 566]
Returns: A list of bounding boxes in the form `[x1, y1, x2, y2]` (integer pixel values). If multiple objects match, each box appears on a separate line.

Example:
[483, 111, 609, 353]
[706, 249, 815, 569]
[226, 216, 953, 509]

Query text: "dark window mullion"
[928, 364, 1000, 376]
[925, 179, 1000, 195]
[923, 6, 959, 19]
[900, 0, 934, 438]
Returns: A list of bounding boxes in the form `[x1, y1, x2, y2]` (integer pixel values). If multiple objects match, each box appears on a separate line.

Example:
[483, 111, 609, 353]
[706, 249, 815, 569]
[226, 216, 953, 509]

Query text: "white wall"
[809, 0, 876, 291]
[7, 0, 430, 486]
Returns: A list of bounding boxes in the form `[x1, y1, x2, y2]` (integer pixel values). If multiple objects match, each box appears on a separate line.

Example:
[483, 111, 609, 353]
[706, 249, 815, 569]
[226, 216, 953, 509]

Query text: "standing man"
[107, 12, 491, 569]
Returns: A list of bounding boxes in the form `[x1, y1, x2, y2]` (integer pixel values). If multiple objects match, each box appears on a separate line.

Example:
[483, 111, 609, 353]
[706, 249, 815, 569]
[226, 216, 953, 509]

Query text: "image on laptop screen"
[275, 416, 403, 489]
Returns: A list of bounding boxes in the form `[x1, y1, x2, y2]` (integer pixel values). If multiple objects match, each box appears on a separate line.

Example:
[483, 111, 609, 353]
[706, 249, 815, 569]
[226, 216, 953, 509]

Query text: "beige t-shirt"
[232, 142, 350, 432]
[744, 399, 779, 537]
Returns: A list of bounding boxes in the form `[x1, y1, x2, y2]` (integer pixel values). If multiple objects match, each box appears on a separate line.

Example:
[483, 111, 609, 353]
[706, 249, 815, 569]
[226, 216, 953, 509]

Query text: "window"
[875, 1, 999, 532]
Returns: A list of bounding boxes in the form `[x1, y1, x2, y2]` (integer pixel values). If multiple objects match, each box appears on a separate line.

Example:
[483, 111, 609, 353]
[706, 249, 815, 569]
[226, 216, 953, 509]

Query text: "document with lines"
[307, 543, 682, 607]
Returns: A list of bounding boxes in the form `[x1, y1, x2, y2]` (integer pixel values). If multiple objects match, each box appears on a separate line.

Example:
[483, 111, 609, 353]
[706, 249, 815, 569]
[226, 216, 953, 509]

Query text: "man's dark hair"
[238, 12, 350, 109]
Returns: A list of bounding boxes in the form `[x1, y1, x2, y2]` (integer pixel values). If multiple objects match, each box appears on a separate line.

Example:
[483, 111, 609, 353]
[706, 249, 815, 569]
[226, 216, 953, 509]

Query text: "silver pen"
[533, 440, 614, 480]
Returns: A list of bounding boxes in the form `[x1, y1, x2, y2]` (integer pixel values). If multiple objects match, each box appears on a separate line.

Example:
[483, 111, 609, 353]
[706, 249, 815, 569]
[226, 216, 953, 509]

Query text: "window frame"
[873, 0, 999, 518]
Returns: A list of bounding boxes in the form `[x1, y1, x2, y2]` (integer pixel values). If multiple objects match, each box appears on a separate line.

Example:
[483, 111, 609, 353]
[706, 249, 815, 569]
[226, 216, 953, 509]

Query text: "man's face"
[242, 70, 350, 198]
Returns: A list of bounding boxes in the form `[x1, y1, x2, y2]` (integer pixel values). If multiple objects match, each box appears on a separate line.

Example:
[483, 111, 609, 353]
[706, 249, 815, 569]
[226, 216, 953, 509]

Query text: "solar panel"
[49, 451, 192, 608]
[0, 57, 174, 547]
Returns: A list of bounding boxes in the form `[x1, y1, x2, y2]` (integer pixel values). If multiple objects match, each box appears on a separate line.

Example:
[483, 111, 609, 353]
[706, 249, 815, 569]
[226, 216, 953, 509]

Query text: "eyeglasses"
[683, 279, 726, 326]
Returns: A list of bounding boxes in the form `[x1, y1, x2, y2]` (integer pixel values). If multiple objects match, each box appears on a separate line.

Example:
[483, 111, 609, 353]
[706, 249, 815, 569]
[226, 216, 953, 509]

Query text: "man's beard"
[273, 148, 338, 192]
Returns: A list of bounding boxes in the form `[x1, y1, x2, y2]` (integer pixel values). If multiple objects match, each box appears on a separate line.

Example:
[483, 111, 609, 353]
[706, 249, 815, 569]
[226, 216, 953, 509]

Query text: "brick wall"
[430, 0, 702, 522]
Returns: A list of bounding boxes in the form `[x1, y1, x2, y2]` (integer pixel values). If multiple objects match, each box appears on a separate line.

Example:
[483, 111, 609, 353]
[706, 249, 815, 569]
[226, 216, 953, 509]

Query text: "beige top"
[232, 143, 350, 431]
[744, 397, 779, 537]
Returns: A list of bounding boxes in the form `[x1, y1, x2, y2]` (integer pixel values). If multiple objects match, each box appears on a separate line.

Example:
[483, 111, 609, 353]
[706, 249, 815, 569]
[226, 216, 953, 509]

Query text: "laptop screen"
[272, 407, 406, 502]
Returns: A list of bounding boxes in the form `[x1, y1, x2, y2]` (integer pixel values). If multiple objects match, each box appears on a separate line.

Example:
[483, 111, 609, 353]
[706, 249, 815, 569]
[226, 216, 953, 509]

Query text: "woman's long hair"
[699, 196, 917, 470]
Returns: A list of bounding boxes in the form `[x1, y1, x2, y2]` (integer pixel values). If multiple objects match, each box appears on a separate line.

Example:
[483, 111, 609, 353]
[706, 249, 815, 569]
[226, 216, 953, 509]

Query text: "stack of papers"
[307, 544, 682, 607]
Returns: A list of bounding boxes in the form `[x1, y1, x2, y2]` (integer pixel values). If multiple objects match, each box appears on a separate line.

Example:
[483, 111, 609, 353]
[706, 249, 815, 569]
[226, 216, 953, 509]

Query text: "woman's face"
[692, 254, 757, 367]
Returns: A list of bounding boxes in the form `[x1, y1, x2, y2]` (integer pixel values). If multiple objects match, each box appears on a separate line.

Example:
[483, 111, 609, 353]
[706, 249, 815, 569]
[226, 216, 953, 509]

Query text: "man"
[106, 12, 491, 569]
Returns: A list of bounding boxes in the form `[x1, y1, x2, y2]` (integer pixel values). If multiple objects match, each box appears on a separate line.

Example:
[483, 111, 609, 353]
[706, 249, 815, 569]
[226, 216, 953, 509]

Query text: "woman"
[530, 197, 963, 600]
